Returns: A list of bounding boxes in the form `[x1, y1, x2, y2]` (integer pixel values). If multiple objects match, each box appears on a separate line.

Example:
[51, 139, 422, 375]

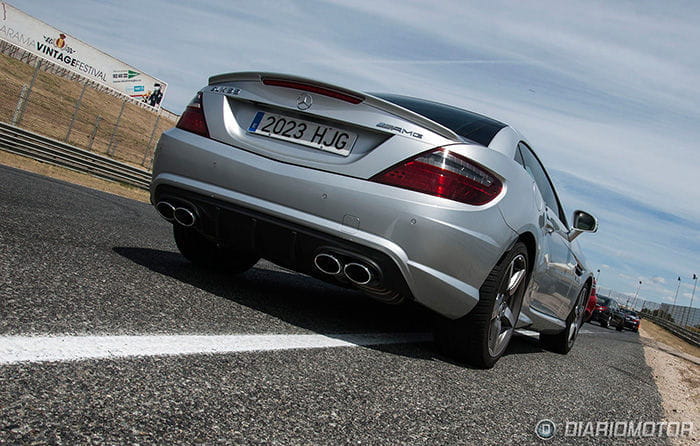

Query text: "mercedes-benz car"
[150, 72, 598, 368]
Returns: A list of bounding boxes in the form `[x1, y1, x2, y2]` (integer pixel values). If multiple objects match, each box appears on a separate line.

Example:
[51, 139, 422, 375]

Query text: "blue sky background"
[12, 0, 700, 307]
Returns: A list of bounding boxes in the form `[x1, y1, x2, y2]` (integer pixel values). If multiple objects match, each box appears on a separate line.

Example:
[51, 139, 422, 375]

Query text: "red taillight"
[176, 92, 209, 137]
[262, 78, 364, 104]
[370, 149, 503, 205]
[597, 306, 608, 312]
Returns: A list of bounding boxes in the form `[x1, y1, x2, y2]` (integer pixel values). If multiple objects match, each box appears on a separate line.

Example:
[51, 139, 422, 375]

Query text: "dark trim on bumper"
[154, 184, 414, 301]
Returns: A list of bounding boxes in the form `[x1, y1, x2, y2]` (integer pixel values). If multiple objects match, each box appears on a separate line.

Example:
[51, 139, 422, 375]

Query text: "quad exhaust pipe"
[174, 207, 196, 227]
[343, 262, 373, 285]
[156, 201, 175, 221]
[156, 201, 196, 227]
[313, 252, 377, 286]
[313, 253, 343, 275]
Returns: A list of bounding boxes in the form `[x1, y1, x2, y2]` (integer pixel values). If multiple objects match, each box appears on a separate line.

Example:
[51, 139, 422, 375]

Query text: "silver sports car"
[151, 72, 598, 368]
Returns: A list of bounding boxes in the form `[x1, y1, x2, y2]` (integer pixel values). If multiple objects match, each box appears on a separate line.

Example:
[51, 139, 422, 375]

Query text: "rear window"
[597, 297, 611, 305]
[372, 93, 507, 146]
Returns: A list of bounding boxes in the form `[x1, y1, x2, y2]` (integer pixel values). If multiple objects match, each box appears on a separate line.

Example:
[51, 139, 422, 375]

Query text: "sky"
[11, 0, 700, 308]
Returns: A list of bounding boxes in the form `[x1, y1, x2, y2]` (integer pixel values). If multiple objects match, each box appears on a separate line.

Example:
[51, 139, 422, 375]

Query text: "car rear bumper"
[624, 321, 640, 330]
[151, 129, 518, 319]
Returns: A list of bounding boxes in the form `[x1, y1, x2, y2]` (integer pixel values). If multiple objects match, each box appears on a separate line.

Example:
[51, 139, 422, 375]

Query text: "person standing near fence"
[147, 83, 163, 107]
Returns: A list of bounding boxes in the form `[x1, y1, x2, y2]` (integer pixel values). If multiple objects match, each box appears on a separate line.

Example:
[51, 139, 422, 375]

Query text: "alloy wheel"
[487, 254, 527, 357]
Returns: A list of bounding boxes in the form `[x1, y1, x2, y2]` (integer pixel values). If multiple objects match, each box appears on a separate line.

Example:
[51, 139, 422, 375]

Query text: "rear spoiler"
[209, 72, 460, 141]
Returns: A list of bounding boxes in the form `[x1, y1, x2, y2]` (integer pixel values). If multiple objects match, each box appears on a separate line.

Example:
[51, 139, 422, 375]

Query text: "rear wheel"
[540, 286, 589, 354]
[434, 242, 529, 369]
[173, 225, 259, 274]
[600, 314, 610, 328]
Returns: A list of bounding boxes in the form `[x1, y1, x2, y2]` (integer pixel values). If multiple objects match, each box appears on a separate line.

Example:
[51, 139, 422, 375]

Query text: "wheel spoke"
[488, 316, 513, 356]
[492, 294, 504, 319]
[504, 261, 514, 290]
[568, 321, 578, 342]
[506, 255, 527, 295]
[502, 306, 517, 328]
[489, 317, 501, 349]
[507, 269, 525, 295]
[496, 330, 510, 350]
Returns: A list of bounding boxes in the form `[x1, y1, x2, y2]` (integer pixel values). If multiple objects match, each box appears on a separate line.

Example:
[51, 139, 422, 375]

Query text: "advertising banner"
[0, 2, 167, 107]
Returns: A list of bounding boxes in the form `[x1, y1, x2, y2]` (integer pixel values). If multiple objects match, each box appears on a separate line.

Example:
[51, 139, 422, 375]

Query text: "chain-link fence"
[0, 40, 178, 169]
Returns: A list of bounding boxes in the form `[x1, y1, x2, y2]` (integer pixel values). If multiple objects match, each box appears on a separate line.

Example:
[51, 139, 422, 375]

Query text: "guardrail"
[0, 122, 151, 190]
[642, 314, 700, 347]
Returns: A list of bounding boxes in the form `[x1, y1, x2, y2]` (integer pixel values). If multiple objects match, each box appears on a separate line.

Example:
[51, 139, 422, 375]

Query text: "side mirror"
[568, 210, 598, 242]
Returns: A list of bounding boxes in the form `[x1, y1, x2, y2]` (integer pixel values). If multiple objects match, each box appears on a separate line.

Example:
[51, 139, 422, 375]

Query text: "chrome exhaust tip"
[173, 207, 196, 227]
[314, 253, 343, 275]
[344, 262, 373, 286]
[155, 201, 175, 221]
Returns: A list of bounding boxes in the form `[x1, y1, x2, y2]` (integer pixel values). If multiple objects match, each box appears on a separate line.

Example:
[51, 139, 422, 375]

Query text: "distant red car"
[584, 280, 598, 322]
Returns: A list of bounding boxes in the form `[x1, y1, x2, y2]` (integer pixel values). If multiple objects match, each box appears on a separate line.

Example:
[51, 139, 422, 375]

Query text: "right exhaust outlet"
[343, 262, 374, 286]
[173, 207, 196, 227]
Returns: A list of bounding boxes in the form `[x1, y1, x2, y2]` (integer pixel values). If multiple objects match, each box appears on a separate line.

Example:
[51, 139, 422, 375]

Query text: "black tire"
[540, 286, 589, 354]
[600, 315, 610, 328]
[173, 225, 259, 274]
[433, 242, 530, 369]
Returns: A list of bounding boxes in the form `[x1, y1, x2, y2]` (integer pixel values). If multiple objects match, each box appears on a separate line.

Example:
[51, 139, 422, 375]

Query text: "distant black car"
[590, 296, 625, 329]
[619, 309, 641, 332]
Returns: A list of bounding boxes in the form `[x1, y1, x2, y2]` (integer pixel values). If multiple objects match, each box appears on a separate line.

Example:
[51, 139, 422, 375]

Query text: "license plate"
[248, 111, 357, 156]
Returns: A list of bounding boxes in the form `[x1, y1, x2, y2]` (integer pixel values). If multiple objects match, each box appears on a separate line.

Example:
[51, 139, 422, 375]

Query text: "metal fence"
[0, 40, 178, 169]
[636, 300, 699, 329]
[0, 121, 150, 189]
[640, 313, 700, 347]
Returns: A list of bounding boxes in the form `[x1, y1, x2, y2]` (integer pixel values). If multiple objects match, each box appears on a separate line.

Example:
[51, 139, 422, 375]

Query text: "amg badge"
[376, 122, 423, 139]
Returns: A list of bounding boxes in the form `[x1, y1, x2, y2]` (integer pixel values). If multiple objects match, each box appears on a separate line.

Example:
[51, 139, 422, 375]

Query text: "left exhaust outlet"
[156, 201, 175, 221]
[173, 207, 196, 227]
[314, 253, 343, 275]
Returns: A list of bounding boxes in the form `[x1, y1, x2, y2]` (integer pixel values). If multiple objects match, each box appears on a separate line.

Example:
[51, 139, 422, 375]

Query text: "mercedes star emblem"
[297, 93, 313, 110]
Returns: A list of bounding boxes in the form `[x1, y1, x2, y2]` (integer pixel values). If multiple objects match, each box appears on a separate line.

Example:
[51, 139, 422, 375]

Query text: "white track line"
[0, 333, 432, 365]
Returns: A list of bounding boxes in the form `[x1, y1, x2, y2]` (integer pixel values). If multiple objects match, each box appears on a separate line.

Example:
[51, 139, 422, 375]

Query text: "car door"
[518, 143, 578, 321]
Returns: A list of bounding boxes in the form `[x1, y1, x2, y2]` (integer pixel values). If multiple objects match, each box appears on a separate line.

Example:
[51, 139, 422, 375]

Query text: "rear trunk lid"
[200, 72, 460, 179]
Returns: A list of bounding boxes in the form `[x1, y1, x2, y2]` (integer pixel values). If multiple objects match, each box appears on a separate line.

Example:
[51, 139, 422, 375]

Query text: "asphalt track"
[0, 165, 669, 445]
